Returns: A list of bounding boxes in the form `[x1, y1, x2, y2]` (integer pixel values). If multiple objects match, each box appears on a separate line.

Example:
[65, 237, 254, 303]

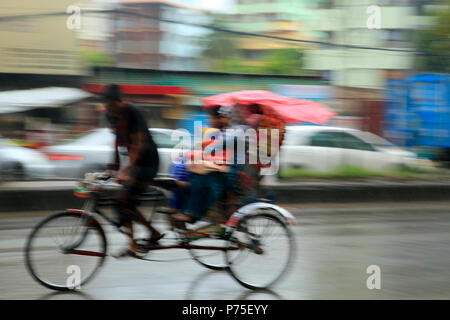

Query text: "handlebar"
[78, 172, 122, 192]
[96, 174, 113, 181]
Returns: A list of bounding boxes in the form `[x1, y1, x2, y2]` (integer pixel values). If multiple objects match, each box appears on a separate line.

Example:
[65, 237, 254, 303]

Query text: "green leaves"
[414, 2, 450, 73]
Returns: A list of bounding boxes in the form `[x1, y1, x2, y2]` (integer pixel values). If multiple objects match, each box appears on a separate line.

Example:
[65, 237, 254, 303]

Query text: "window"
[262, 13, 277, 21]
[151, 131, 177, 148]
[317, 0, 334, 9]
[145, 18, 158, 29]
[380, 29, 410, 42]
[117, 17, 135, 29]
[309, 132, 340, 148]
[354, 131, 395, 148]
[323, 31, 334, 43]
[335, 132, 376, 151]
[145, 40, 157, 52]
[379, 0, 412, 5]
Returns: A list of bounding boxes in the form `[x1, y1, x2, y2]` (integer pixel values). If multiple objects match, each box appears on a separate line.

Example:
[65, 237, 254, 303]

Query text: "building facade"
[110, 0, 212, 71]
[77, 0, 114, 54]
[304, 0, 436, 90]
[86, 66, 324, 130]
[225, 0, 316, 62]
[0, 0, 85, 79]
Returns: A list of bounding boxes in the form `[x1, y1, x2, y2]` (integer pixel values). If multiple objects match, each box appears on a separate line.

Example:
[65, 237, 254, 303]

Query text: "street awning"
[0, 87, 92, 114]
[83, 84, 189, 96]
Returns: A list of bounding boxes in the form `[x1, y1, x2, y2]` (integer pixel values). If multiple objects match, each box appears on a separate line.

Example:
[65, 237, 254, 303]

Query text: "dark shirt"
[106, 103, 159, 170]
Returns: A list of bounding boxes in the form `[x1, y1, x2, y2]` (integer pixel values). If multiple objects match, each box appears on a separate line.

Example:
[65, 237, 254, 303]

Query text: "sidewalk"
[0, 180, 84, 213]
[0, 180, 77, 190]
[1, 179, 450, 212]
[264, 180, 450, 204]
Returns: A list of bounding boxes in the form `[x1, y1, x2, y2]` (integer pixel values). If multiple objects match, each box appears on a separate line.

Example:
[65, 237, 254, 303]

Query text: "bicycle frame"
[68, 190, 238, 254]
[26, 174, 297, 292]
[68, 178, 297, 257]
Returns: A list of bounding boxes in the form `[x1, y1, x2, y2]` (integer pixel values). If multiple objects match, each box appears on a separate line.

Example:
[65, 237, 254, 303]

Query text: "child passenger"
[169, 154, 191, 213]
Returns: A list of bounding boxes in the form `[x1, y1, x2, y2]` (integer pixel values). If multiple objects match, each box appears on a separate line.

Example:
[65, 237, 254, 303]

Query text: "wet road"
[0, 202, 449, 300]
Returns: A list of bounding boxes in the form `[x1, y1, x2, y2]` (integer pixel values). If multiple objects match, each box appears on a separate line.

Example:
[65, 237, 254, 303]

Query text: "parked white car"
[42, 128, 185, 179]
[279, 126, 421, 172]
[0, 136, 53, 180]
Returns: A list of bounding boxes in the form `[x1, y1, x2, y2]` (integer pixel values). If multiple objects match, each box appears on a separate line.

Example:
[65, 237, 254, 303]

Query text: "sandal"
[147, 233, 165, 246]
[156, 207, 178, 215]
[170, 213, 196, 223]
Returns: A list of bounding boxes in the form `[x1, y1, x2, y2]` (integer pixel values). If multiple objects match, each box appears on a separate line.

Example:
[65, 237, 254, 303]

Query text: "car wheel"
[1, 162, 25, 181]
[393, 163, 407, 171]
[437, 148, 450, 169]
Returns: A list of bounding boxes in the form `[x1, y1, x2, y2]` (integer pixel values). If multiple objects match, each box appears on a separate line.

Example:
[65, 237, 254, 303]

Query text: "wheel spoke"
[25, 211, 107, 291]
[226, 212, 294, 290]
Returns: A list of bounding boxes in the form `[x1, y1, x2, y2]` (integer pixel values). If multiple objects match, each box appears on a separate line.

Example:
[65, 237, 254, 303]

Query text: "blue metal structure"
[384, 74, 450, 159]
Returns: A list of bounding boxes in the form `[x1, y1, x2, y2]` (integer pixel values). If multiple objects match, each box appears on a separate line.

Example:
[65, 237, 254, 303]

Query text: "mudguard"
[226, 202, 298, 227]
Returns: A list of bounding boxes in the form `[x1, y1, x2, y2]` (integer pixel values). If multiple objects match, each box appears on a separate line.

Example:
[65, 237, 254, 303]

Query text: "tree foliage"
[79, 50, 115, 67]
[261, 48, 304, 75]
[201, 14, 305, 75]
[414, 1, 450, 73]
[201, 15, 240, 71]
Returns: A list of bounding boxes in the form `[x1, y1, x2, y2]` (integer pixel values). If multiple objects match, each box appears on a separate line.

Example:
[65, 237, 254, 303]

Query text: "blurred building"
[110, 0, 212, 70]
[225, 0, 315, 66]
[303, 0, 440, 135]
[85, 66, 324, 130]
[77, 0, 114, 54]
[304, 0, 439, 91]
[0, 0, 90, 142]
[0, 0, 86, 88]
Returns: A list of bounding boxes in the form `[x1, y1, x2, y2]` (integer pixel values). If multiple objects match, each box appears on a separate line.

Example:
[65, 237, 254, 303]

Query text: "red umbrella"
[202, 90, 337, 124]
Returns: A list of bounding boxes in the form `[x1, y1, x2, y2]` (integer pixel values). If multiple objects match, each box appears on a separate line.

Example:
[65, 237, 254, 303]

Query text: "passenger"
[170, 106, 240, 223]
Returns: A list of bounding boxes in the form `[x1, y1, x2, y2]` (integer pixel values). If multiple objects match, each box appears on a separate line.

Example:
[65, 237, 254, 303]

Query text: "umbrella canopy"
[202, 90, 337, 124]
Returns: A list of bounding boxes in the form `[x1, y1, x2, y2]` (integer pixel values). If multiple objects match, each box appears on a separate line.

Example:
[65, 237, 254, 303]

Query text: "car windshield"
[354, 131, 395, 148]
[150, 131, 177, 148]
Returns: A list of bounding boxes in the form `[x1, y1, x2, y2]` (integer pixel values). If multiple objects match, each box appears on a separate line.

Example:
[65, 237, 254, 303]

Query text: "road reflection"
[185, 269, 284, 300]
[38, 290, 94, 300]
